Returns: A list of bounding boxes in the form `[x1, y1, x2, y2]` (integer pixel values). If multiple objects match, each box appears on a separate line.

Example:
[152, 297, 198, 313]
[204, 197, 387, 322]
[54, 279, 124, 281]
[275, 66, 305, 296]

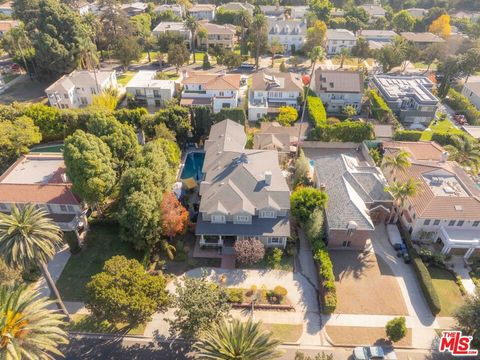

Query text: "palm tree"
[193, 318, 282, 360]
[0, 285, 69, 359]
[235, 10, 252, 56]
[184, 15, 199, 64]
[335, 48, 351, 69]
[444, 137, 480, 175]
[385, 179, 421, 223]
[381, 150, 411, 175]
[0, 204, 71, 320]
[76, 37, 99, 70]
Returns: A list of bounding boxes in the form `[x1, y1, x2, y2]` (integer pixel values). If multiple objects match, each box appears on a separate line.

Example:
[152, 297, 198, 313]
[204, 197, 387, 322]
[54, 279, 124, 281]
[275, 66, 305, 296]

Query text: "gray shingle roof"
[196, 216, 290, 237]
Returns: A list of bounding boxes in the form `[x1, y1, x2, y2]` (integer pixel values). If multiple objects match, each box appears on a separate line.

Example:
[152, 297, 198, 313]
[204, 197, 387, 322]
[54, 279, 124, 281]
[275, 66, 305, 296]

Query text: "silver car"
[353, 346, 397, 360]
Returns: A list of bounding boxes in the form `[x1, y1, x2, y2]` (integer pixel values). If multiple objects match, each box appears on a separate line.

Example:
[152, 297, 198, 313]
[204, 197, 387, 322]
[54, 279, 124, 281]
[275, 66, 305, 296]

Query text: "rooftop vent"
[454, 205, 463, 211]
[265, 171, 272, 185]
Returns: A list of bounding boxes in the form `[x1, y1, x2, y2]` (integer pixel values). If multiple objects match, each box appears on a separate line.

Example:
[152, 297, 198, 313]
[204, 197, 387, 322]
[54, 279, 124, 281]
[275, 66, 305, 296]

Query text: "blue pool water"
[181, 152, 205, 181]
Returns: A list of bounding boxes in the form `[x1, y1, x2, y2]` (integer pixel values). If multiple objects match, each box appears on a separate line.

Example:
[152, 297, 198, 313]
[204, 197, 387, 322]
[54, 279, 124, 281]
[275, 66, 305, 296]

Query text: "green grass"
[117, 71, 136, 86]
[156, 70, 179, 80]
[30, 144, 64, 153]
[67, 314, 146, 335]
[56, 224, 143, 301]
[428, 266, 465, 317]
[261, 323, 302, 343]
[414, 62, 437, 70]
[239, 252, 294, 272]
[191, 51, 207, 63]
[420, 119, 464, 141]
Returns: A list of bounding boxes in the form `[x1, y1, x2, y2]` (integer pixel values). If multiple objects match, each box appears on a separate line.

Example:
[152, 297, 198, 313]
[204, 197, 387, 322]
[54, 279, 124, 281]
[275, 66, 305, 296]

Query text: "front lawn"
[261, 323, 302, 343]
[68, 314, 146, 335]
[420, 119, 464, 141]
[56, 224, 143, 301]
[117, 71, 136, 86]
[428, 266, 465, 317]
[239, 249, 294, 272]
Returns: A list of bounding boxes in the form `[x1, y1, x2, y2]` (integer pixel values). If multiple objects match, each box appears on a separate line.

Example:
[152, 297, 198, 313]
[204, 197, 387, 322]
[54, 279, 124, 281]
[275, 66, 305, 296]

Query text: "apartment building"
[126, 70, 175, 107]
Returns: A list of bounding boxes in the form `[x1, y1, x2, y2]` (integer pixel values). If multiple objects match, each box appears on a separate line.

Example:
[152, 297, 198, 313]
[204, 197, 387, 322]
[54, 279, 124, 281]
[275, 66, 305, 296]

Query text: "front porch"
[438, 227, 480, 261]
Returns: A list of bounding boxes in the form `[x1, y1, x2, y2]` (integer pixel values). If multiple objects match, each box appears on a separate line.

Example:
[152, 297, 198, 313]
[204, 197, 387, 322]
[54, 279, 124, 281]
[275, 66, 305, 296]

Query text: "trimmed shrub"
[214, 108, 246, 125]
[393, 130, 423, 142]
[234, 238, 265, 264]
[366, 90, 395, 124]
[226, 288, 244, 303]
[430, 131, 472, 147]
[307, 96, 327, 127]
[273, 285, 288, 300]
[267, 248, 284, 269]
[309, 121, 374, 142]
[386, 316, 407, 342]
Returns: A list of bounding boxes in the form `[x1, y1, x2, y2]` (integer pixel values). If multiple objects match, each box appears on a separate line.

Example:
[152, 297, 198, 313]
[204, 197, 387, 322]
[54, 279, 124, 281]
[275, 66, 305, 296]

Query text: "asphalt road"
[59, 336, 466, 360]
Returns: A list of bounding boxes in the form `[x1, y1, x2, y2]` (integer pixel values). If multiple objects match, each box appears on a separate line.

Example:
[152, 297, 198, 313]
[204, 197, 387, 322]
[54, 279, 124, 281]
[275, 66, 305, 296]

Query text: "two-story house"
[196, 119, 291, 250]
[45, 70, 117, 109]
[359, 4, 386, 23]
[154, 4, 183, 17]
[267, 16, 307, 53]
[0, 153, 88, 241]
[152, 22, 191, 47]
[180, 72, 241, 113]
[371, 75, 439, 129]
[382, 141, 480, 259]
[188, 4, 215, 21]
[126, 70, 175, 107]
[326, 29, 357, 55]
[315, 69, 364, 114]
[121, 1, 147, 17]
[248, 70, 303, 121]
[219, 2, 254, 15]
[198, 21, 236, 50]
[461, 80, 480, 111]
[400, 32, 445, 49]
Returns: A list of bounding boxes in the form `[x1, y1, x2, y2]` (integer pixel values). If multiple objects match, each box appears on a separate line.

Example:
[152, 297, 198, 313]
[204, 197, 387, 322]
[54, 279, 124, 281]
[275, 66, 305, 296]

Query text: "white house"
[188, 4, 216, 21]
[152, 21, 191, 46]
[45, 70, 117, 109]
[267, 16, 307, 53]
[180, 72, 241, 113]
[126, 71, 175, 107]
[461, 81, 480, 111]
[121, 2, 147, 17]
[315, 69, 364, 114]
[248, 70, 303, 121]
[154, 4, 183, 17]
[326, 29, 356, 55]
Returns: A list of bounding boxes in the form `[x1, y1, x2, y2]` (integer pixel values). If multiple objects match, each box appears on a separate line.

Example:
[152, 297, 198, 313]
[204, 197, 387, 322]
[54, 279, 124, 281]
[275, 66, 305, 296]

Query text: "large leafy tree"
[290, 187, 328, 224]
[455, 289, 480, 349]
[114, 35, 143, 69]
[0, 285, 69, 359]
[249, 13, 268, 69]
[160, 192, 189, 240]
[308, 0, 332, 22]
[0, 205, 71, 319]
[152, 105, 192, 146]
[392, 10, 415, 33]
[86, 256, 169, 325]
[444, 136, 480, 174]
[194, 318, 282, 360]
[167, 43, 190, 74]
[304, 20, 327, 53]
[170, 276, 230, 339]
[63, 130, 117, 205]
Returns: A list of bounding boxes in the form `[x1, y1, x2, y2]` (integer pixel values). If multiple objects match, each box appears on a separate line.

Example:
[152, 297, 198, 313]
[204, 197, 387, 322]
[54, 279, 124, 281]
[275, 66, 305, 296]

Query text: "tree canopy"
[290, 187, 329, 224]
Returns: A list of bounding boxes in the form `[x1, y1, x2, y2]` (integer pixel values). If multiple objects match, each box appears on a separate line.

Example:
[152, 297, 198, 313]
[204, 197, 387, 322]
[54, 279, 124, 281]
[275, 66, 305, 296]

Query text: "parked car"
[387, 224, 403, 250]
[238, 63, 255, 71]
[453, 114, 467, 125]
[353, 346, 397, 360]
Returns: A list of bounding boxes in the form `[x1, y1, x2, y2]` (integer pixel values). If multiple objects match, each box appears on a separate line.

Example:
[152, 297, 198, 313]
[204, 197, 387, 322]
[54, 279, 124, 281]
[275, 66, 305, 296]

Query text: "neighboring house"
[356, 30, 397, 43]
[289, 6, 308, 19]
[154, 4, 183, 17]
[180, 71, 241, 113]
[260, 5, 286, 17]
[152, 21, 191, 46]
[253, 121, 310, 156]
[326, 29, 356, 55]
[121, 1, 147, 16]
[196, 119, 291, 250]
[0, 19, 18, 37]
[125, 70, 175, 107]
[331, 8, 345, 17]
[0, 153, 88, 240]
[219, 2, 254, 14]
[382, 141, 480, 259]
[304, 142, 392, 249]
[359, 4, 386, 22]
[45, 70, 117, 109]
[461, 81, 480, 111]
[451, 11, 480, 22]
[0, 1, 12, 16]
[371, 75, 439, 129]
[315, 69, 363, 114]
[406, 8, 428, 18]
[248, 70, 303, 121]
[188, 4, 215, 21]
[267, 16, 307, 53]
[198, 21, 236, 50]
[400, 32, 445, 49]
[461, 125, 480, 140]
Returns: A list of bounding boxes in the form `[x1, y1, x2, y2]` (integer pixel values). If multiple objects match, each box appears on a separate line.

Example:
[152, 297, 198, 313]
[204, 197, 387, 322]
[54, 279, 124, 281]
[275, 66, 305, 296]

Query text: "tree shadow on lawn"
[331, 250, 376, 280]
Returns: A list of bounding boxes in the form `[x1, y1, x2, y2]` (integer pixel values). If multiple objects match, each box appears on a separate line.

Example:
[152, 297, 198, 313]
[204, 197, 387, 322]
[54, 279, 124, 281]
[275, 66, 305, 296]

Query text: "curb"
[69, 331, 150, 340]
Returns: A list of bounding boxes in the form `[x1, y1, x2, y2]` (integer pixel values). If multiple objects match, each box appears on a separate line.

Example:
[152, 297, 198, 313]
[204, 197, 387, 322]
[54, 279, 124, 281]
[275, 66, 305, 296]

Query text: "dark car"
[238, 63, 255, 71]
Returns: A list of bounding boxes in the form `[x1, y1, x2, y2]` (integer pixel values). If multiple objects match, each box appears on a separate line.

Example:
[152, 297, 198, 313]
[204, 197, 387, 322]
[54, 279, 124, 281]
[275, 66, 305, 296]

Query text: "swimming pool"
[180, 152, 205, 181]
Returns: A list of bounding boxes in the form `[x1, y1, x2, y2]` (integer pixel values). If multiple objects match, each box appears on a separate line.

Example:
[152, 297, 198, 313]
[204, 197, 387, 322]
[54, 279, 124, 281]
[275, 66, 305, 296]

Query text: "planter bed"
[226, 287, 293, 309]
[231, 303, 294, 311]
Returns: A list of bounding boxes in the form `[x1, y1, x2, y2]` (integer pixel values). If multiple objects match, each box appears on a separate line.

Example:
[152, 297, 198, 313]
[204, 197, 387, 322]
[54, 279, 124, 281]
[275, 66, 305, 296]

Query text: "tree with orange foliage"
[429, 14, 451, 39]
[160, 192, 190, 240]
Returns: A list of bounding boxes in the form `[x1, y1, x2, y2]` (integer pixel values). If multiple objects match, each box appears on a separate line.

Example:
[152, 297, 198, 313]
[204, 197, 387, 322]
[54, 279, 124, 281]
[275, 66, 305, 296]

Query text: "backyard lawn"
[420, 119, 464, 141]
[117, 71, 136, 86]
[428, 266, 465, 317]
[30, 143, 64, 153]
[56, 224, 143, 301]
[68, 314, 146, 335]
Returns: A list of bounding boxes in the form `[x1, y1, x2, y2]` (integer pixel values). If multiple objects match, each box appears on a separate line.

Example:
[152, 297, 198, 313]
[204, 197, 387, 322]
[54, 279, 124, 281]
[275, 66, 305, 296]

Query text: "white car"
[353, 346, 397, 360]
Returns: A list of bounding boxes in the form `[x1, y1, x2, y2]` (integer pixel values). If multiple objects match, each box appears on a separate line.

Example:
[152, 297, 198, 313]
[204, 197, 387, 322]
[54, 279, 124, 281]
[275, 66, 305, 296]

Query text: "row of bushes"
[393, 129, 474, 146]
[309, 121, 374, 143]
[398, 224, 442, 315]
[444, 88, 480, 126]
[226, 285, 288, 305]
[366, 90, 396, 125]
[393, 130, 423, 142]
[307, 96, 327, 127]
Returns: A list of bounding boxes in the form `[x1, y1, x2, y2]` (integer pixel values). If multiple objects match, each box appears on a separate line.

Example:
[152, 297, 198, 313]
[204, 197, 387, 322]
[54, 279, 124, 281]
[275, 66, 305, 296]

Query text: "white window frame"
[269, 237, 281, 245]
[211, 215, 226, 224]
[260, 210, 275, 219]
[60, 205, 68, 212]
[235, 215, 249, 222]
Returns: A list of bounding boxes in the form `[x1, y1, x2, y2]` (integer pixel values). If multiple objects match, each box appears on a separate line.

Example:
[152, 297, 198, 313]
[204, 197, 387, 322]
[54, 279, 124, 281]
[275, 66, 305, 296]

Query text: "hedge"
[431, 131, 472, 147]
[444, 88, 480, 126]
[398, 223, 441, 315]
[307, 96, 327, 127]
[309, 121, 374, 142]
[366, 90, 396, 124]
[214, 108, 246, 125]
[393, 130, 423, 142]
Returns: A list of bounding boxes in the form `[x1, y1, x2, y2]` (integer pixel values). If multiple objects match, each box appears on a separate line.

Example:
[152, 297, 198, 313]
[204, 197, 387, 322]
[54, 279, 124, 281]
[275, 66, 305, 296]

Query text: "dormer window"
[212, 215, 226, 223]
[236, 215, 249, 222]
[260, 210, 275, 218]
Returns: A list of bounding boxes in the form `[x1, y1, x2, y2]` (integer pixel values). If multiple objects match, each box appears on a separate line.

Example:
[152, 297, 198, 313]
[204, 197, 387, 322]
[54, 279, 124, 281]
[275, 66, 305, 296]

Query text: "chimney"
[441, 151, 449, 162]
[265, 171, 272, 186]
[61, 173, 68, 183]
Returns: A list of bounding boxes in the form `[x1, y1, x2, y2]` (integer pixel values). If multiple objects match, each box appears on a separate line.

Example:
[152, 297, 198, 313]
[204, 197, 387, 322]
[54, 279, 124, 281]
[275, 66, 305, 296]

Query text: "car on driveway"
[353, 346, 397, 360]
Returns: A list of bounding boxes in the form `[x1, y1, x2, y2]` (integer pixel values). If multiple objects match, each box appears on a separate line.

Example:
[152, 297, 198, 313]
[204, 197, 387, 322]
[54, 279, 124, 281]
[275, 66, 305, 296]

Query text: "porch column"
[441, 245, 451, 255]
[200, 235, 205, 245]
[219, 235, 223, 246]
[464, 248, 475, 260]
